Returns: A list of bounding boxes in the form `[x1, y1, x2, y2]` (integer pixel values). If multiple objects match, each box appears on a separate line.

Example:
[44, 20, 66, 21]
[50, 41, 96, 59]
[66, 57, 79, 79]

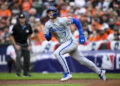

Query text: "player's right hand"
[79, 34, 85, 44]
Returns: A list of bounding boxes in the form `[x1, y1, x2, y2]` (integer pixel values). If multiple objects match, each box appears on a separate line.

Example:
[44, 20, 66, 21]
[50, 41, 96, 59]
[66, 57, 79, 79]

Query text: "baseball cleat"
[60, 73, 72, 81]
[23, 73, 31, 77]
[16, 73, 20, 77]
[98, 69, 106, 81]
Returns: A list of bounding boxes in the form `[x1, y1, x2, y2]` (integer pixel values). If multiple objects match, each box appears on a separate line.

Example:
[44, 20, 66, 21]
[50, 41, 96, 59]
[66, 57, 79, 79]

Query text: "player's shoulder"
[45, 20, 52, 26]
[58, 17, 71, 22]
[58, 17, 67, 20]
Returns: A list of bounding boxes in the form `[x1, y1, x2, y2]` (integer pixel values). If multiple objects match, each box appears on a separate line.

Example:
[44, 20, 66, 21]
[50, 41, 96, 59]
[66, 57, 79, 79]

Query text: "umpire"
[10, 13, 33, 77]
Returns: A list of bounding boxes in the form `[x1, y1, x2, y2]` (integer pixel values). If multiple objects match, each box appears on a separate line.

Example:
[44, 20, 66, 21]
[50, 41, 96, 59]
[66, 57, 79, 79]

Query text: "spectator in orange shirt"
[101, 24, 114, 38]
[59, 3, 69, 17]
[37, 21, 45, 42]
[91, 21, 102, 32]
[104, 27, 114, 35]
[88, 30, 98, 42]
[0, 4, 11, 18]
[68, 10, 78, 19]
[68, 9, 78, 33]
[31, 29, 41, 42]
[95, 29, 108, 41]
[31, 18, 44, 43]
[22, 0, 32, 12]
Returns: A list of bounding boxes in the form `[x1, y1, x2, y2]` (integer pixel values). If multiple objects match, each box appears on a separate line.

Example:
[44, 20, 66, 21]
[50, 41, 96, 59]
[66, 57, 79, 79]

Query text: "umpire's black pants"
[15, 44, 30, 75]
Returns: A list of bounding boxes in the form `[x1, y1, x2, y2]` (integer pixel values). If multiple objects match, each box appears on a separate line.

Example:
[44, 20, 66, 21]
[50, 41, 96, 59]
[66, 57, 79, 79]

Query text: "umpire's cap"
[18, 13, 26, 19]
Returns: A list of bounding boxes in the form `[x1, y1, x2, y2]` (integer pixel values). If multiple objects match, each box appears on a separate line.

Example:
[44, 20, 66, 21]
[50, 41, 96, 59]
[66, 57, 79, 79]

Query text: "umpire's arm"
[27, 34, 32, 51]
[27, 24, 33, 51]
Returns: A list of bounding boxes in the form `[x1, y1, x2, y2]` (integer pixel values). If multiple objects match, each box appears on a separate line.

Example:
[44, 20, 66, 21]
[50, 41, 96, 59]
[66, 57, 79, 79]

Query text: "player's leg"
[54, 39, 77, 81]
[70, 49, 106, 81]
[22, 47, 31, 77]
[70, 49, 100, 74]
[15, 49, 22, 77]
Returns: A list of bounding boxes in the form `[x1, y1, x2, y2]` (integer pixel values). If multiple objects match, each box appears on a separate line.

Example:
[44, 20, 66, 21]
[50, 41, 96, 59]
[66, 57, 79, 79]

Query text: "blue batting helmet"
[47, 6, 58, 18]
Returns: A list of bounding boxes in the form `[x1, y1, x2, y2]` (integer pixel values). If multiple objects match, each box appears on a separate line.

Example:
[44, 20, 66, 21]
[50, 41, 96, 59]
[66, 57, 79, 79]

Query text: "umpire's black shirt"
[11, 23, 33, 44]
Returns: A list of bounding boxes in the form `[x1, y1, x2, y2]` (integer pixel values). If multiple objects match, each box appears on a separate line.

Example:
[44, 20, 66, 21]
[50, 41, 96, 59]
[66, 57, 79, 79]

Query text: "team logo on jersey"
[26, 30, 29, 33]
[53, 27, 65, 32]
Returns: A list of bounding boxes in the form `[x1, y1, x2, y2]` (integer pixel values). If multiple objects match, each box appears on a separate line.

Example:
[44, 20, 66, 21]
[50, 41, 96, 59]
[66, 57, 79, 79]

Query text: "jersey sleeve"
[28, 24, 33, 35]
[61, 17, 73, 25]
[44, 23, 50, 34]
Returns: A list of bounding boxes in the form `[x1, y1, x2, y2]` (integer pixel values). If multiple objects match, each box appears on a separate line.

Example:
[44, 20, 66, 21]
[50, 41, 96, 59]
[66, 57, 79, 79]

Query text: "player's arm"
[10, 34, 21, 50]
[9, 25, 20, 50]
[44, 23, 52, 41]
[71, 18, 85, 44]
[9, 26, 16, 46]
[44, 30, 51, 41]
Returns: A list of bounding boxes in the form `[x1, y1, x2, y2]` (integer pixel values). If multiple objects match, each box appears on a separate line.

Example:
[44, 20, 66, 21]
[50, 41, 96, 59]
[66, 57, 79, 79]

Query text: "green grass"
[0, 84, 85, 86]
[0, 73, 119, 86]
[0, 73, 120, 80]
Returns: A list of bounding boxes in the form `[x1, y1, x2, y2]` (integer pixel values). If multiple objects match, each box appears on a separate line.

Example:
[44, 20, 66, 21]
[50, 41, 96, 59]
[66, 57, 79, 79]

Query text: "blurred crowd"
[0, 0, 120, 45]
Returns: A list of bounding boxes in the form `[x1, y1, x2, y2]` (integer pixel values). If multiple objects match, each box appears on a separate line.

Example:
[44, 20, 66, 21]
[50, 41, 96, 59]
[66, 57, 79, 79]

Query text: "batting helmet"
[47, 6, 58, 18]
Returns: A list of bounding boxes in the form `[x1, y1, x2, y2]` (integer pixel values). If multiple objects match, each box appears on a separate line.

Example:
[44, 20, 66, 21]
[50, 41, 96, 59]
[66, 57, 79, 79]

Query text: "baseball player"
[44, 6, 106, 81]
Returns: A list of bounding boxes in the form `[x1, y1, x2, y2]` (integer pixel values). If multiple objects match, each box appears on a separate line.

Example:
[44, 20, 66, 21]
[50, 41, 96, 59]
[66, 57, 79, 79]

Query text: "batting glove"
[79, 34, 85, 44]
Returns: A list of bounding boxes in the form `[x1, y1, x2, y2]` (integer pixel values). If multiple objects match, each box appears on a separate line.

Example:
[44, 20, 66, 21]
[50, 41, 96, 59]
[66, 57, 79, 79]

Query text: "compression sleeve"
[45, 32, 51, 41]
[71, 18, 84, 35]
[45, 33, 51, 41]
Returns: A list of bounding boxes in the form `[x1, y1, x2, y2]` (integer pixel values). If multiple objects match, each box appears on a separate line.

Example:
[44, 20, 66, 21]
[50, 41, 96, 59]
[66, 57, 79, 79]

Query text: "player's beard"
[50, 16, 55, 19]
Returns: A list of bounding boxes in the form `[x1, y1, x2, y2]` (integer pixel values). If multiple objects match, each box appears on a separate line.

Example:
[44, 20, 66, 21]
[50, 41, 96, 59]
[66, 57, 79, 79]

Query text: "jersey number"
[63, 32, 66, 37]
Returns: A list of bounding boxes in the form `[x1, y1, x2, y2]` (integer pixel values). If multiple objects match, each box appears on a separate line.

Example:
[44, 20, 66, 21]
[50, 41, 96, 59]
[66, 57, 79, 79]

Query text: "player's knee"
[54, 51, 59, 58]
[79, 60, 84, 65]
[79, 58, 86, 65]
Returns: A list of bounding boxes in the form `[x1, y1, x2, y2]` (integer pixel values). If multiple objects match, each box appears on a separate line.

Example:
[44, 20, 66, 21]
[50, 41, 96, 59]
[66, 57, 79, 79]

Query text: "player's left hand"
[50, 28, 57, 37]
[79, 34, 85, 44]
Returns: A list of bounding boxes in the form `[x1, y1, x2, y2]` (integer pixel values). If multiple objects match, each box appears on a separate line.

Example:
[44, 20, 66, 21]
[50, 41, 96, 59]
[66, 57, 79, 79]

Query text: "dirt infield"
[0, 79, 120, 86]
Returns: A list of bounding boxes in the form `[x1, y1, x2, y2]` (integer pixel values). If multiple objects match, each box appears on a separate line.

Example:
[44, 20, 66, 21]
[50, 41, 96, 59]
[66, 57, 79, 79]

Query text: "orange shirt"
[105, 29, 114, 35]
[19, 0, 33, 4]
[116, 21, 120, 26]
[60, 9, 69, 17]
[91, 9, 104, 17]
[88, 35, 97, 42]
[0, 31, 2, 36]
[95, 33, 108, 41]
[22, 2, 31, 12]
[31, 35, 41, 42]
[38, 31, 45, 42]
[91, 23, 102, 31]
[0, 9, 11, 17]
[51, 36, 57, 41]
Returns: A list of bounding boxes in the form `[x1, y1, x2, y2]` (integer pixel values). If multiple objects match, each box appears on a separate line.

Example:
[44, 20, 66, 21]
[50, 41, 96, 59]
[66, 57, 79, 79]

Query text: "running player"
[44, 6, 106, 81]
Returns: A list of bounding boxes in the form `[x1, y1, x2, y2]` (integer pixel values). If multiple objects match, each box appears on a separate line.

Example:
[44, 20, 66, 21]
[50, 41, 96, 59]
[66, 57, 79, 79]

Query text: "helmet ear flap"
[53, 10, 58, 18]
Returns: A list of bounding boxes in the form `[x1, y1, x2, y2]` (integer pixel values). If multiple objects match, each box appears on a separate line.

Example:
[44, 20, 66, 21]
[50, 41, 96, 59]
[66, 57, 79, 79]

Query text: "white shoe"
[60, 73, 72, 81]
[98, 69, 106, 81]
